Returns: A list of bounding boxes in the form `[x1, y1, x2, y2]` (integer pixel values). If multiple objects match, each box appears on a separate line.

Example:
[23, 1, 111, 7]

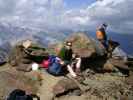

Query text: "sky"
[0, 0, 133, 34]
[64, 0, 95, 9]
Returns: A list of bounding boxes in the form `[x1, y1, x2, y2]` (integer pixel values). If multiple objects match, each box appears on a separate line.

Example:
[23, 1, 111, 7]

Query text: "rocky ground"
[0, 64, 40, 100]
[0, 64, 133, 100]
[38, 69, 133, 100]
[0, 32, 133, 100]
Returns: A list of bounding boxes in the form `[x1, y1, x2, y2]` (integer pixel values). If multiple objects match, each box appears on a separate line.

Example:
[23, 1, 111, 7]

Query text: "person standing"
[96, 23, 108, 50]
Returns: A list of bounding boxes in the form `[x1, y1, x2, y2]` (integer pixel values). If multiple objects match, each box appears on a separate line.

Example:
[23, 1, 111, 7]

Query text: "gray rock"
[0, 70, 39, 100]
[66, 33, 96, 58]
[53, 77, 80, 96]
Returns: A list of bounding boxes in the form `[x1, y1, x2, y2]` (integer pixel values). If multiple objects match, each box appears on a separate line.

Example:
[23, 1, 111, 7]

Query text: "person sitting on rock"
[58, 41, 81, 78]
[105, 39, 129, 76]
[108, 39, 128, 62]
[96, 23, 108, 51]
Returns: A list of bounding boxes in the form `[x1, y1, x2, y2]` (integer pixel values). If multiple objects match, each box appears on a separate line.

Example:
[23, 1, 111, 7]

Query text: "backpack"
[49, 55, 57, 64]
[7, 89, 40, 100]
[47, 62, 62, 76]
[41, 59, 50, 69]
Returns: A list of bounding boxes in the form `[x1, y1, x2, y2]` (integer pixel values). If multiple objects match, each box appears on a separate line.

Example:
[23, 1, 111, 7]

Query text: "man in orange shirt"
[96, 23, 108, 50]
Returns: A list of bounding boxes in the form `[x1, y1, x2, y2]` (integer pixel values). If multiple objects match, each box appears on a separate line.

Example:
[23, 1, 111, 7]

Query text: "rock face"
[0, 32, 132, 100]
[53, 77, 80, 96]
[103, 58, 129, 75]
[66, 33, 96, 58]
[53, 72, 133, 100]
[8, 45, 33, 72]
[8, 43, 47, 72]
[0, 69, 39, 100]
[82, 73, 133, 100]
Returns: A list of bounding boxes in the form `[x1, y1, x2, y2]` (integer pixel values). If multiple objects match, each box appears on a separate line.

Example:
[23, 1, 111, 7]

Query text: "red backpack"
[41, 59, 50, 69]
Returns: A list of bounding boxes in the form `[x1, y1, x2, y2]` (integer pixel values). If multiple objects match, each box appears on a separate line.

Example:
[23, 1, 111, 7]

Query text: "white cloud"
[85, 0, 133, 34]
[0, 0, 132, 34]
[65, 0, 133, 34]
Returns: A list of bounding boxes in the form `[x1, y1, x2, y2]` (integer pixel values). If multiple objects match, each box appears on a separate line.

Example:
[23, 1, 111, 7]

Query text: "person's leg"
[75, 58, 81, 74]
[67, 64, 77, 77]
[76, 58, 81, 69]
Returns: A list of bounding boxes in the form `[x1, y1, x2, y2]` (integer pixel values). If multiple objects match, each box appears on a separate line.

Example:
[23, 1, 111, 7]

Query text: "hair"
[65, 41, 72, 46]
[102, 23, 108, 27]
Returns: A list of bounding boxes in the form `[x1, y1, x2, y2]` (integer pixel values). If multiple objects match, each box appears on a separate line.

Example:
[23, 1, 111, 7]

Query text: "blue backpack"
[48, 55, 62, 75]
[49, 55, 56, 64]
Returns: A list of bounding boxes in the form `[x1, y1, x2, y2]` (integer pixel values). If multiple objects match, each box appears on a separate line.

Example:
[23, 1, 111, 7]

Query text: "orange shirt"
[96, 27, 107, 40]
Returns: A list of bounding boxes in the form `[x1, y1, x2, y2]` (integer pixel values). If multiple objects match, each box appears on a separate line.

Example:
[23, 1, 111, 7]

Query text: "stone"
[103, 60, 115, 72]
[8, 43, 47, 72]
[66, 33, 96, 58]
[53, 77, 80, 96]
[0, 70, 39, 100]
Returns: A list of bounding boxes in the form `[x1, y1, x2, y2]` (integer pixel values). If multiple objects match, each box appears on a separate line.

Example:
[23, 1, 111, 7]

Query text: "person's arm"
[58, 47, 65, 60]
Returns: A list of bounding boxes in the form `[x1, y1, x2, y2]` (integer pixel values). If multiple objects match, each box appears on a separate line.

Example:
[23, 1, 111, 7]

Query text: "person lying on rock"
[58, 41, 81, 78]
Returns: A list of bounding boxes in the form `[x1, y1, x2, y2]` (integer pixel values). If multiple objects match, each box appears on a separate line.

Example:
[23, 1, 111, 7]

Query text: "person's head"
[22, 40, 32, 49]
[65, 41, 72, 50]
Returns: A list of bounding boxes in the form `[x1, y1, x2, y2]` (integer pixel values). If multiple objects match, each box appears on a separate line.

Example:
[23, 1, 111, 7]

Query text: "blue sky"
[64, 0, 96, 9]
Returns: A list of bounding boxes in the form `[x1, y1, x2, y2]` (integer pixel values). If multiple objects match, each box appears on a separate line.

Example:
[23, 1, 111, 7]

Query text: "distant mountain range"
[0, 23, 35, 45]
[0, 22, 66, 46]
[0, 22, 132, 55]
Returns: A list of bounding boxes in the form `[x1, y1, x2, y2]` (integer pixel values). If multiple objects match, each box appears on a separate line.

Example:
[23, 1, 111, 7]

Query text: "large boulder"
[8, 45, 32, 72]
[66, 33, 96, 58]
[53, 77, 80, 96]
[103, 58, 129, 75]
[0, 70, 40, 99]
[8, 41, 47, 72]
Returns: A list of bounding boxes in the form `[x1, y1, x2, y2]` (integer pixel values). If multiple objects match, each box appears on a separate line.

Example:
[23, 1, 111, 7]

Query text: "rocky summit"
[0, 33, 132, 100]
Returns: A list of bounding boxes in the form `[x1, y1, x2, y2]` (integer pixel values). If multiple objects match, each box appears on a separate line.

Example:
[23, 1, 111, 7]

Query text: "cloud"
[86, 0, 133, 34]
[0, 0, 132, 34]
[62, 0, 133, 34]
